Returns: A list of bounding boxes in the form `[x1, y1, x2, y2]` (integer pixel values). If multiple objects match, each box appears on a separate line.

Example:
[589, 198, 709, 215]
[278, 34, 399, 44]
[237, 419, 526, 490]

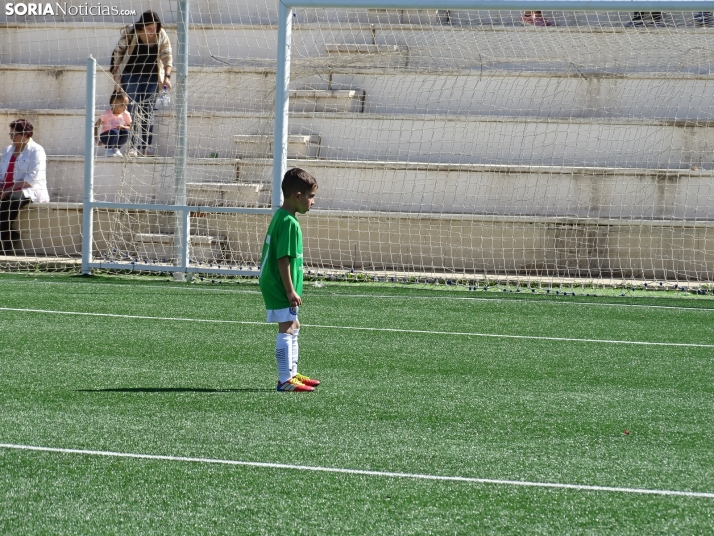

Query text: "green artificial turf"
[0, 273, 713, 534]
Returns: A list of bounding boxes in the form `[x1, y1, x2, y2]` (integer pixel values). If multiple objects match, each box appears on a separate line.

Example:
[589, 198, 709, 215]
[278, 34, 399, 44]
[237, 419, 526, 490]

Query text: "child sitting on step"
[94, 90, 132, 157]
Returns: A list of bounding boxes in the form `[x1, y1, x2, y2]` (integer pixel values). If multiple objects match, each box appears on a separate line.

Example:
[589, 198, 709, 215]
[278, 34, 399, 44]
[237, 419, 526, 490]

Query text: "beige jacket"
[111, 25, 173, 91]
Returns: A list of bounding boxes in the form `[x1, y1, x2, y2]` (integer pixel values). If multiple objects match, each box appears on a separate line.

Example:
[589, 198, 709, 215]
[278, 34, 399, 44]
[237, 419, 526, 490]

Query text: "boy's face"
[294, 186, 317, 214]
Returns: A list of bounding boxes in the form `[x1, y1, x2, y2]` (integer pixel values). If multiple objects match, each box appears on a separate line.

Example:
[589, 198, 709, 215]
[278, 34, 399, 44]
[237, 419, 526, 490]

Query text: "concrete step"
[289, 90, 365, 113]
[133, 233, 225, 264]
[8, 109, 714, 168]
[5, 64, 714, 121]
[186, 182, 269, 207]
[42, 154, 714, 220]
[0, 65, 369, 114]
[12, 201, 714, 279]
[44, 156, 241, 202]
[44, 156, 270, 205]
[3, 22, 713, 72]
[237, 159, 714, 220]
[234, 134, 321, 159]
[15, 202, 83, 256]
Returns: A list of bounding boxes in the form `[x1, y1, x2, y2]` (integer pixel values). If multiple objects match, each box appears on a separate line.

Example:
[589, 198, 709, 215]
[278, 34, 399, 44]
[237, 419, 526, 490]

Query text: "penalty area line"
[1, 443, 713, 499]
[0, 306, 713, 348]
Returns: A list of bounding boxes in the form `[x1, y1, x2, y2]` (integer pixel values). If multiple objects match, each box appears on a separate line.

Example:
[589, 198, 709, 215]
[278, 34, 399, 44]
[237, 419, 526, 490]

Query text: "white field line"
[1, 443, 712, 500]
[3, 278, 714, 313]
[0, 306, 713, 348]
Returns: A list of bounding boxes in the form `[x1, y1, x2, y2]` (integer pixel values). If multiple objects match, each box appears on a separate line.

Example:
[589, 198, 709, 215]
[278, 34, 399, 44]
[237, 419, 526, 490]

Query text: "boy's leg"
[269, 308, 313, 391]
[276, 321, 294, 384]
[290, 321, 300, 377]
[290, 321, 321, 387]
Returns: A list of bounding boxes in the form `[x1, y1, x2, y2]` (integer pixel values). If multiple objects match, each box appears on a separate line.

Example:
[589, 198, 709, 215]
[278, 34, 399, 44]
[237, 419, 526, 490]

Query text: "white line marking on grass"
[305, 323, 714, 348]
[1, 306, 713, 348]
[1, 443, 712, 499]
[0, 306, 264, 326]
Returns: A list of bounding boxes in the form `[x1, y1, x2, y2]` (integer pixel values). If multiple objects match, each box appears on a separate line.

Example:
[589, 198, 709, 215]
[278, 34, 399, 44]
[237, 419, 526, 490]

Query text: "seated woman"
[0, 119, 50, 254]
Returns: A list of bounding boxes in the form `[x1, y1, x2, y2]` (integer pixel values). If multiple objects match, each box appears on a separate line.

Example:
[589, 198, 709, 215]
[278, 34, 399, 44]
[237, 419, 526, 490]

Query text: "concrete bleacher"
[2, 108, 711, 169]
[3, 5, 714, 276]
[7, 63, 714, 119]
[4, 20, 714, 69]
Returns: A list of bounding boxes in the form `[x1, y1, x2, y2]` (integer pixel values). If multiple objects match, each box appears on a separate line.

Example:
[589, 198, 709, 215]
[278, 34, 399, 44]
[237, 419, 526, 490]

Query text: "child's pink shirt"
[99, 109, 132, 134]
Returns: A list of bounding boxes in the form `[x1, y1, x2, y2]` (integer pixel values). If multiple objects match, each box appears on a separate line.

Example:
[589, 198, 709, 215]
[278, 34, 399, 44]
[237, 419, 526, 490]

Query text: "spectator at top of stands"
[694, 12, 714, 26]
[0, 119, 49, 254]
[521, 11, 554, 27]
[110, 10, 172, 158]
[626, 12, 665, 27]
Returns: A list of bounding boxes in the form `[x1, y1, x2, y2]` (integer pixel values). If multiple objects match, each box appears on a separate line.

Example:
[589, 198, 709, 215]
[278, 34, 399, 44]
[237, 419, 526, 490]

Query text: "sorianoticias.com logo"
[5, 3, 136, 16]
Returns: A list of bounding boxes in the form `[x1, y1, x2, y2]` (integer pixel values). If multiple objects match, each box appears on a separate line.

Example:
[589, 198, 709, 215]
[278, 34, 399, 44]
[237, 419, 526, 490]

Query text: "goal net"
[2, 2, 714, 286]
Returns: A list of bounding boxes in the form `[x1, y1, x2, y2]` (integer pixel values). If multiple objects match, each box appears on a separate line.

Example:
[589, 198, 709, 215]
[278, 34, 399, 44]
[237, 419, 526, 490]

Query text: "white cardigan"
[0, 139, 50, 203]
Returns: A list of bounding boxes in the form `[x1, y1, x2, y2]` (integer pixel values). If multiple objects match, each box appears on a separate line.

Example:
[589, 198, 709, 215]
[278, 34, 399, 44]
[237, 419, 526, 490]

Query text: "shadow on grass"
[77, 387, 275, 393]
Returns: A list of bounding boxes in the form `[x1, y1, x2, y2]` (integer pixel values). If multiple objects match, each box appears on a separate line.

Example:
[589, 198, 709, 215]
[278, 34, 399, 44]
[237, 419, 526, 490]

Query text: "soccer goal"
[3, 1, 714, 285]
[265, 0, 714, 286]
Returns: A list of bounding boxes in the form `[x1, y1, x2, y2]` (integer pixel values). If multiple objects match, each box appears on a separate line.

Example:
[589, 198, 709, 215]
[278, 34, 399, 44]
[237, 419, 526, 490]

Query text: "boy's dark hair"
[110, 90, 128, 104]
[135, 10, 162, 34]
[9, 119, 33, 137]
[282, 168, 317, 197]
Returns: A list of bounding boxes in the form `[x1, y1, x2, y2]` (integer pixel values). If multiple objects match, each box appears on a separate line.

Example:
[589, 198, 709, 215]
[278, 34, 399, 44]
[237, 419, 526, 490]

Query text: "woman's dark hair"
[9, 119, 33, 138]
[110, 90, 128, 104]
[135, 10, 162, 34]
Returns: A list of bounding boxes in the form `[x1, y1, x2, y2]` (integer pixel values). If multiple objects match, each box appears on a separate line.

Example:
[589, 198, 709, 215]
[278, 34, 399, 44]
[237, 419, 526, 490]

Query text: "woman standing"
[110, 10, 173, 157]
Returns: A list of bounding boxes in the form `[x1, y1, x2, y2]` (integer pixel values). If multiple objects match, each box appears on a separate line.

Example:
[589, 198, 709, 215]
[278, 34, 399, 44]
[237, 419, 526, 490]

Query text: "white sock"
[275, 333, 292, 383]
[291, 328, 300, 377]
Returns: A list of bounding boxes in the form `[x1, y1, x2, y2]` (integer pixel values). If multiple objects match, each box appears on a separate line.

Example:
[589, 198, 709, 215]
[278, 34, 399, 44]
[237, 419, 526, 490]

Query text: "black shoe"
[1, 241, 13, 255]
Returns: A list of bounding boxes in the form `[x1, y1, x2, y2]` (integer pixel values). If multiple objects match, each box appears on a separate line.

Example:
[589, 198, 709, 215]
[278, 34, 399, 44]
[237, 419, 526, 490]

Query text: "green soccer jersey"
[259, 208, 304, 310]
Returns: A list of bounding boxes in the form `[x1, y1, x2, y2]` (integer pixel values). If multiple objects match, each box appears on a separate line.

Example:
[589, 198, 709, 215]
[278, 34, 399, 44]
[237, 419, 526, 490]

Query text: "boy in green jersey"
[259, 168, 320, 392]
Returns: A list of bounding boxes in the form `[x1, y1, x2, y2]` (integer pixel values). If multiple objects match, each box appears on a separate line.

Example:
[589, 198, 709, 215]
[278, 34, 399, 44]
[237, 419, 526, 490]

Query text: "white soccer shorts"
[266, 306, 299, 323]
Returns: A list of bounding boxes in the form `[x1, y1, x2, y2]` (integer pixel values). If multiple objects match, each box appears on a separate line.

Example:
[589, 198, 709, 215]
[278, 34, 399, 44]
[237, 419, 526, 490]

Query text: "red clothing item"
[3, 154, 16, 190]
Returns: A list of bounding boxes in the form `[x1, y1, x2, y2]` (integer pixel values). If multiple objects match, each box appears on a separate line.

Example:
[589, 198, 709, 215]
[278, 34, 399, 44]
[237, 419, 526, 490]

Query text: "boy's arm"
[277, 256, 302, 307]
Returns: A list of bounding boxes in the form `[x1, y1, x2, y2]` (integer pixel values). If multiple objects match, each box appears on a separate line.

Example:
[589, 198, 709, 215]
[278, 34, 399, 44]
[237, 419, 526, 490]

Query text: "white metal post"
[273, 1, 293, 210]
[81, 56, 96, 275]
[175, 0, 190, 278]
